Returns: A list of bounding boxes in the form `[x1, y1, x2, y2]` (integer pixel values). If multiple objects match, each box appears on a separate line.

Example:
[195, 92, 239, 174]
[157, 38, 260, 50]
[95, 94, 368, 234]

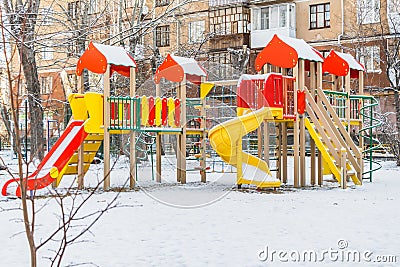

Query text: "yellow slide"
[209, 108, 281, 188]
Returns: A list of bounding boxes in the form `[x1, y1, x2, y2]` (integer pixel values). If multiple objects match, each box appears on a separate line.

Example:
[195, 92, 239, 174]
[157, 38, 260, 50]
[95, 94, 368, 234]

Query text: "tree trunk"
[395, 89, 400, 166]
[18, 44, 44, 160]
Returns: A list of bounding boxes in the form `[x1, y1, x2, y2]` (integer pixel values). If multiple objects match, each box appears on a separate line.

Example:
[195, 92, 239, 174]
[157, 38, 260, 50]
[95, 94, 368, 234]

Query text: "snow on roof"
[323, 50, 365, 78]
[76, 42, 136, 78]
[255, 34, 323, 71]
[334, 51, 365, 71]
[93, 43, 136, 68]
[154, 54, 207, 84]
[170, 55, 207, 77]
[237, 73, 276, 87]
[277, 35, 324, 63]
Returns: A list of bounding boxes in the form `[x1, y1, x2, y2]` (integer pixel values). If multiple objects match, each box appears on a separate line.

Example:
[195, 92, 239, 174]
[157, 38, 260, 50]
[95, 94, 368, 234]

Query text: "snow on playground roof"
[255, 34, 324, 71]
[323, 50, 365, 78]
[76, 42, 136, 78]
[237, 73, 275, 87]
[154, 54, 207, 84]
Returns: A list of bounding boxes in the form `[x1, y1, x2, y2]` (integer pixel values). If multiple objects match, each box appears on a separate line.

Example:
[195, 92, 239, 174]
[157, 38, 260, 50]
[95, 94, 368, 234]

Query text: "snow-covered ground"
[0, 150, 399, 266]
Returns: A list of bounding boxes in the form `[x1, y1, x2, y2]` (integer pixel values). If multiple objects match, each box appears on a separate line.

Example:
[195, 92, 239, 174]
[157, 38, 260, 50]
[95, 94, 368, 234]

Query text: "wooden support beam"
[263, 121, 269, 164]
[200, 77, 207, 183]
[318, 150, 323, 185]
[340, 148, 347, 189]
[293, 62, 300, 188]
[103, 65, 111, 190]
[180, 75, 187, 184]
[299, 116, 306, 187]
[282, 122, 288, 184]
[156, 83, 162, 183]
[77, 74, 85, 189]
[345, 72, 351, 133]
[310, 139, 316, 186]
[130, 67, 136, 188]
[276, 123, 282, 181]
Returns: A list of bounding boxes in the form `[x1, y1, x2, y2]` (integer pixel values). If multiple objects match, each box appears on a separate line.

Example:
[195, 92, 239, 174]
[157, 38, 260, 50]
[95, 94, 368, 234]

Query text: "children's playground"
[1, 34, 385, 197]
[1, 34, 400, 266]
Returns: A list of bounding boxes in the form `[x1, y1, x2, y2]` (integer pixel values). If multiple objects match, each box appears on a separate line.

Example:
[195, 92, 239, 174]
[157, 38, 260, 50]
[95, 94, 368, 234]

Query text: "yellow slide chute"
[209, 107, 281, 188]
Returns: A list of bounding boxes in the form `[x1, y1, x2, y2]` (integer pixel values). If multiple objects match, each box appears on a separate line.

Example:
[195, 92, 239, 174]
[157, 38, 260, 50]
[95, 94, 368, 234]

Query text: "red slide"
[2, 120, 88, 197]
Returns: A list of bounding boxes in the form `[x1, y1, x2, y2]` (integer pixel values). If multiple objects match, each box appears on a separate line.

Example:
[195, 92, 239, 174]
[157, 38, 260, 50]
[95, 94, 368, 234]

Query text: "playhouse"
[1, 34, 382, 197]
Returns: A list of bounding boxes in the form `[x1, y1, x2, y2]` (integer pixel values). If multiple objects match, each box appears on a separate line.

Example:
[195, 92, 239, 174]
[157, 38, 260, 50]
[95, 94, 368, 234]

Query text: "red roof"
[323, 50, 365, 78]
[154, 54, 207, 84]
[76, 42, 136, 77]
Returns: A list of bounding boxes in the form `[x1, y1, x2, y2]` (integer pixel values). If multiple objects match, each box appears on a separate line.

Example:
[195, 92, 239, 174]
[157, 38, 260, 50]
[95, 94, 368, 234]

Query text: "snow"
[92, 42, 136, 68]
[170, 55, 207, 77]
[334, 51, 365, 72]
[1, 150, 399, 266]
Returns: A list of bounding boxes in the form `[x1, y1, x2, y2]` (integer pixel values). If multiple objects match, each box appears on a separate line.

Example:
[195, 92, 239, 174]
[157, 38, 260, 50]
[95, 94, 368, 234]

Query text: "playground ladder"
[305, 87, 362, 185]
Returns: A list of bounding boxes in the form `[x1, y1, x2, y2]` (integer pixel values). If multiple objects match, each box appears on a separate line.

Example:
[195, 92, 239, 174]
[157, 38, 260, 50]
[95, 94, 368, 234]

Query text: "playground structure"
[1, 34, 384, 196]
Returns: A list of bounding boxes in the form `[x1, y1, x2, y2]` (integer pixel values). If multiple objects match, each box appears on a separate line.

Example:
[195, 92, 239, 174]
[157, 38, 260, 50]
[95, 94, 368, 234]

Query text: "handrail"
[359, 95, 382, 181]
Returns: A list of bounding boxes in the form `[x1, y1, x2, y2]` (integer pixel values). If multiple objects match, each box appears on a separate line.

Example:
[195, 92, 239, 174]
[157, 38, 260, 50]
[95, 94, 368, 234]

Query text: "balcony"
[250, 3, 296, 49]
[209, 0, 249, 7]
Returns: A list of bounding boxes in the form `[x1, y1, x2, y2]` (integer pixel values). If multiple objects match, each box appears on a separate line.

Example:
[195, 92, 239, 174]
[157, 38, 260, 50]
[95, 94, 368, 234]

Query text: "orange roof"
[76, 42, 136, 77]
[323, 50, 365, 78]
[255, 34, 324, 71]
[154, 54, 207, 84]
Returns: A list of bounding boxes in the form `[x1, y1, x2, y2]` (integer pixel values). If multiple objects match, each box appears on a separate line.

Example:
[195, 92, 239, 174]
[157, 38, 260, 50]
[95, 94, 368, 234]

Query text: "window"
[211, 7, 250, 35]
[357, 46, 380, 72]
[42, 45, 53, 60]
[358, 0, 380, 24]
[42, 8, 53, 25]
[388, 0, 400, 13]
[68, 1, 79, 19]
[253, 4, 293, 30]
[41, 76, 53, 94]
[155, 25, 170, 47]
[88, 0, 100, 14]
[155, 0, 169, 7]
[310, 3, 330, 29]
[188, 21, 205, 43]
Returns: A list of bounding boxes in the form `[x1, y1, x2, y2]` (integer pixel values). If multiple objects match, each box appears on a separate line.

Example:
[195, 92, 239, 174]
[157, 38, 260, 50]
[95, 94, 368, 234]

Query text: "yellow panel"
[200, 82, 214, 99]
[141, 96, 149, 126]
[167, 97, 175, 127]
[85, 134, 104, 141]
[155, 97, 162, 126]
[64, 164, 91, 175]
[84, 92, 104, 134]
[68, 93, 88, 121]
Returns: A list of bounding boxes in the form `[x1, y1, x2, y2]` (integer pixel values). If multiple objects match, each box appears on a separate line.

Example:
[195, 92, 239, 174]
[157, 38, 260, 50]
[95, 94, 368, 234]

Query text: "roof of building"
[323, 50, 365, 78]
[76, 42, 136, 77]
[154, 54, 207, 84]
[255, 34, 324, 71]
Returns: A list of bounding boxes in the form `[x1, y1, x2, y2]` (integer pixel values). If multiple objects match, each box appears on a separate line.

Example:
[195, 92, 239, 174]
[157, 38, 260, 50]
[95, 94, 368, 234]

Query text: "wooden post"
[276, 123, 282, 180]
[293, 60, 303, 188]
[257, 125, 263, 159]
[179, 75, 187, 184]
[358, 70, 364, 183]
[316, 62, 323, 186]
[340, 148, 347, 189]
[103, 65, 111, 190]
[299, 115, 306, 187]
[331, 74, 336, 91]
[130, 67, 136, 189]
[345, 72, 351, 133]
[77, 74, 85, 189]
[236, 134, 243, 186]
[200, 77, 207, 183]
[156, 83, 162, 183]
[176, 82, 181, 182]
[263, 121, 269, 164]
[282, 122, 288, 184]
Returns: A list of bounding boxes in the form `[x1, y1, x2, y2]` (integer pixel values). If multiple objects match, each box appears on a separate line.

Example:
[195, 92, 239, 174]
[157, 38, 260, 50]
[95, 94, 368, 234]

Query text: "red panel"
[162, 98, 168, 126]
[322, 50, 349, 77]
[255, 34, 298, 71]
[111, 102, 116, 121]
[148, 96, 155, 126]
[174, 99, 181, 126]
[154, 54, 185, 84]
[2, 121, 88, 197]
[297, 90, 306, 114]
[262, 74, 284, 108]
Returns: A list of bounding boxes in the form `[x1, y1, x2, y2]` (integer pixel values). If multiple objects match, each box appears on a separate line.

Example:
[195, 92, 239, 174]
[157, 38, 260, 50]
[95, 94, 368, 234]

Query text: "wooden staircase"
[55, 133, 103, 186]
[304, 87, 363, 186]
